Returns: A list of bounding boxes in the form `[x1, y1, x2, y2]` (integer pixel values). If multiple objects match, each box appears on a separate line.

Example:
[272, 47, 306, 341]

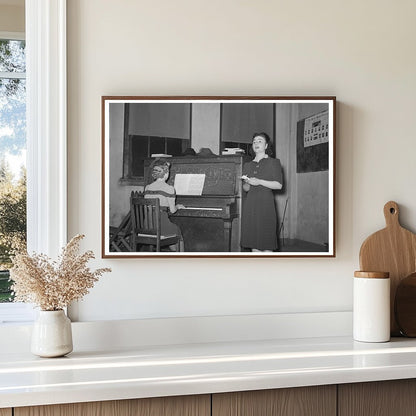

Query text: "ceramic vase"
[31, 310, 73, 357]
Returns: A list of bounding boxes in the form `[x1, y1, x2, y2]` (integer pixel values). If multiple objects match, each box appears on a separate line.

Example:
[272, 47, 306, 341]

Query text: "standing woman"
[241, 133, 283, 252]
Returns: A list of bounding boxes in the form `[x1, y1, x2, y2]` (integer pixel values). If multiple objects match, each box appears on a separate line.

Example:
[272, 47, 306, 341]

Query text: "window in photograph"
[128, 135, 189, 179]
[221, 103, 274, 155]
[122, 103, 191, 181]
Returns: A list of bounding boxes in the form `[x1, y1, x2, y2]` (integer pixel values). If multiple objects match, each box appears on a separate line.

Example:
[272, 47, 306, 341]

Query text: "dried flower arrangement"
[10, 234, 111, 311]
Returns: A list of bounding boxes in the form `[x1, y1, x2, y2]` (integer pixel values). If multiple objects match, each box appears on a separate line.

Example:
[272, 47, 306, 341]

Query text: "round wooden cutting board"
[359, 201, 416, 336]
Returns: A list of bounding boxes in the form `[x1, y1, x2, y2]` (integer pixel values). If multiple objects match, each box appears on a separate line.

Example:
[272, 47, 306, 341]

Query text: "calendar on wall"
[303, 111, 329, 148]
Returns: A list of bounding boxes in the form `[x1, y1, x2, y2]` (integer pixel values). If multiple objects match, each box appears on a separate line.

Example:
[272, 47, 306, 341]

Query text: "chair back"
[130, 191, 161, 250]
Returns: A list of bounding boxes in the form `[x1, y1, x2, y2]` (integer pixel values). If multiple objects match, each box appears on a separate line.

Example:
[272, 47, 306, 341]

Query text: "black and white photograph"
[102, 97, 335, 257]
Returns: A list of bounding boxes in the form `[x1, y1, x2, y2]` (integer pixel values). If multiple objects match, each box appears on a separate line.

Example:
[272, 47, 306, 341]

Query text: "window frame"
[0, 31, 24, 41]
[0, 31, 26, 79]
[0, 0, 67, 323]
[123, 134, 190, 183]
[26, 0, 67, 257]
[121, 102, 192, 185]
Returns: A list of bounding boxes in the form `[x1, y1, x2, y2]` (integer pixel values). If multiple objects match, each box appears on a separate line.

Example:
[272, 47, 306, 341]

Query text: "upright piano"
[144, 155, 247, 252]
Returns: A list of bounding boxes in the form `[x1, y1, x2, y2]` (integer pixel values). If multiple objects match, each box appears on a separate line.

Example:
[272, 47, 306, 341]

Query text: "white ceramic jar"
[31, 310, 73, 357]
[353, 271, 390, 343]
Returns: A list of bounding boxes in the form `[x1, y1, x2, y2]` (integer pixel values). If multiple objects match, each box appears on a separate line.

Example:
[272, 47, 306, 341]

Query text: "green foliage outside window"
[0, 162, 26, 302]
[0, 38, 27, 302]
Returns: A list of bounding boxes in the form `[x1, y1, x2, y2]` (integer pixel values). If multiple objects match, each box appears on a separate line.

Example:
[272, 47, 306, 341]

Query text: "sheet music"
[174, 174, 206, 195]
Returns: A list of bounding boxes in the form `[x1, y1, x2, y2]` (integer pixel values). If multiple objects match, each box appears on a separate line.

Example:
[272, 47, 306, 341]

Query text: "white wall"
[67, 0, 416, 322]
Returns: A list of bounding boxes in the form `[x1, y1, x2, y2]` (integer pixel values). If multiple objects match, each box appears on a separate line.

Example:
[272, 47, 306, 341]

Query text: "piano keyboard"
[181, 206, 223, 211]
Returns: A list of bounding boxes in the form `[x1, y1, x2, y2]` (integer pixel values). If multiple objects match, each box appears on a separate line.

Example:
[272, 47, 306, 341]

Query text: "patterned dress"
[241, 157, 283, 250]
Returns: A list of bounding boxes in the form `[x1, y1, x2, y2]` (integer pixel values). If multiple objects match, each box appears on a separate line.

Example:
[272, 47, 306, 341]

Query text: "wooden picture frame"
[102, 96, 336, 258]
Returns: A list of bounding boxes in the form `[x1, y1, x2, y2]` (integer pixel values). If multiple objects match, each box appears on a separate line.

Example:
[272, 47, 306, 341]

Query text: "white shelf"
[2, 335, 416, 408]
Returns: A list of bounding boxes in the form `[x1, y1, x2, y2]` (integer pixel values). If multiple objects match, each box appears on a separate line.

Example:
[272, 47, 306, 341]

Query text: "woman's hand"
[247, 177, 261, 186]
[246, 177, 282, 190]
[168, 199, 183, 214]
[242, 182, 250, 192]
[176, 204, 185, 210]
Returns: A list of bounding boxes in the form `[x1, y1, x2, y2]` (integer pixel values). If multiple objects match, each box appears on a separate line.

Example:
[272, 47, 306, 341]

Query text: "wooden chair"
[130, 191, 182, 252]
[109, 212, 132, 252]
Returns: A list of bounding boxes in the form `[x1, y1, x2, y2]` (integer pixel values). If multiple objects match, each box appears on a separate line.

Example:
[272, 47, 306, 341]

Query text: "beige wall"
[67, 0, 416, 321]
[0, 4, 24, 33]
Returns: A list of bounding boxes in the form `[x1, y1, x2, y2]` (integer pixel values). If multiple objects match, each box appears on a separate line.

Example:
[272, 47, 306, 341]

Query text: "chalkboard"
[296, 118, 328, 173]
[169, 161, 236, 195]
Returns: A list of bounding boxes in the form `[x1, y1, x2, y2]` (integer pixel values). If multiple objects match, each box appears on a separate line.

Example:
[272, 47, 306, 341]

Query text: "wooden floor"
[279, 238, 329, 252]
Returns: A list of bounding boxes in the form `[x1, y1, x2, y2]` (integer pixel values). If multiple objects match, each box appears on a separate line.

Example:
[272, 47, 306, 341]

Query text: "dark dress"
[241, 157, 283, 250]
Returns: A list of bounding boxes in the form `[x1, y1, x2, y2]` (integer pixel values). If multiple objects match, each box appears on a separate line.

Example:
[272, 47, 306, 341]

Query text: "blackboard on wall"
[296, 118, 328, 173]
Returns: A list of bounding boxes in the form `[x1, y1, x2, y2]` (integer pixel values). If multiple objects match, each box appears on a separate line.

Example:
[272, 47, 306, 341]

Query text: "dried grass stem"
[10, 234, 111, 310]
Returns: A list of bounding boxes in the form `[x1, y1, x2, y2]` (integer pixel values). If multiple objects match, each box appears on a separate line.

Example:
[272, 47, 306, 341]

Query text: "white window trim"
[0, 32, 26, 80]
[0, 31, 25, 40]
[0, 72, 25, 80]
[26, 0, 67, 256]
[0, 0, 67, 324]
[0, 35, 26, 79]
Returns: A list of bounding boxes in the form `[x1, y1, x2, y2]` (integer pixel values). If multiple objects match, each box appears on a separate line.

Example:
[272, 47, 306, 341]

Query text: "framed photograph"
[102, 96, 336, 258]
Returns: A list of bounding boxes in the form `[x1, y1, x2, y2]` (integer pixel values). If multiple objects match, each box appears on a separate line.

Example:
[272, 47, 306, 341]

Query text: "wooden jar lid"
[354, 271, 390, 279]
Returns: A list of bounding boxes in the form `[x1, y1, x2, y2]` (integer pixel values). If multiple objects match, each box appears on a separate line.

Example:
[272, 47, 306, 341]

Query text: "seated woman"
[144, 159, 184, 251]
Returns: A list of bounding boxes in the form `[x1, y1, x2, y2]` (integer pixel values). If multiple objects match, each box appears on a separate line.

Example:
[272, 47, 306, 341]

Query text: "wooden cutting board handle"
[359, 201, 416, 336]
[383, 201, 400, 228]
